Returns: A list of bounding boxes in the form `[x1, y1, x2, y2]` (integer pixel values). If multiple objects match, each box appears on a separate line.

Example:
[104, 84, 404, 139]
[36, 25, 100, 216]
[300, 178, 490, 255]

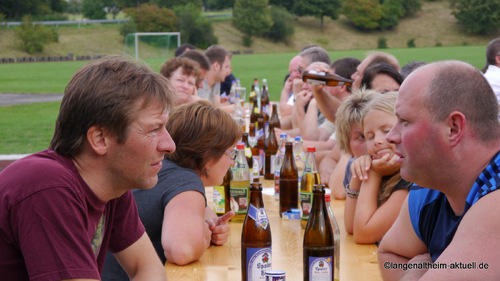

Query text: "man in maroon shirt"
[0, 55, 176, 281]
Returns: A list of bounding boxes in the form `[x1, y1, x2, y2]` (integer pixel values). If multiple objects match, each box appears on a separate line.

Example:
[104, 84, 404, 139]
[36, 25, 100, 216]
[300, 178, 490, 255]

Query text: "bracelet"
[345, 184, 359, 198]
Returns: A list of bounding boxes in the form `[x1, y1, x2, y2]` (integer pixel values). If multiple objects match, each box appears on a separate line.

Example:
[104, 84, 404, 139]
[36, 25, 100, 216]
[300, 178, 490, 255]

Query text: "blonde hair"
[361, 91, 408, 205]
[335, 89, 378, 155]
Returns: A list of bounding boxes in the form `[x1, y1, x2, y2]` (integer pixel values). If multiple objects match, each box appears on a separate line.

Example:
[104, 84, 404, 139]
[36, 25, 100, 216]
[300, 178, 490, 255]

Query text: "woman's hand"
[371, 154, 401, 177]
[351, 155, 372, 181]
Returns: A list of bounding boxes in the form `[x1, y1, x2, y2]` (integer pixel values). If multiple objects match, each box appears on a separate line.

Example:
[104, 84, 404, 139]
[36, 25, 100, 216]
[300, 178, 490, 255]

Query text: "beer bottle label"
[246, 247, 272, 281]
[248, 204, 269, 230]
[274, 170, 280, 195]
[308, 256, 333, 281]
[300, 192, 313, 221]
[213, 186, 226, 214]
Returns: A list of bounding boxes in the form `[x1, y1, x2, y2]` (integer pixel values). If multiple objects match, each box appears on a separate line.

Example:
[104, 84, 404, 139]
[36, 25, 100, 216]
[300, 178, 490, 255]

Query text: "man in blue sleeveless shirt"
[378, 61, 500, 280]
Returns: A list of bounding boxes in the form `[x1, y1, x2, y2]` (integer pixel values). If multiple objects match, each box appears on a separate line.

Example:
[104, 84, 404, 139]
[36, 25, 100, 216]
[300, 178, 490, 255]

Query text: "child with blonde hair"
[344, 92, 412, 244]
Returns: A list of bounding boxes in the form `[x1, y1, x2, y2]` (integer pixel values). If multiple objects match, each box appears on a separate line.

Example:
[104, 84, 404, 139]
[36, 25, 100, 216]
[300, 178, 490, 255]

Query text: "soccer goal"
[124, 32, 181, 63]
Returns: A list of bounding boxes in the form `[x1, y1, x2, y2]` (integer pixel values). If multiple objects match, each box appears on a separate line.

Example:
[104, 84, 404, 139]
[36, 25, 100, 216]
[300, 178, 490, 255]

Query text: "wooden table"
[165, 179, 382, 280]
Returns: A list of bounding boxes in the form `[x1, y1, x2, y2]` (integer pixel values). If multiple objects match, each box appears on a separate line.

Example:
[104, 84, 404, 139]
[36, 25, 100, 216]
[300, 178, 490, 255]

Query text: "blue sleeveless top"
[408, 151, 500, 261]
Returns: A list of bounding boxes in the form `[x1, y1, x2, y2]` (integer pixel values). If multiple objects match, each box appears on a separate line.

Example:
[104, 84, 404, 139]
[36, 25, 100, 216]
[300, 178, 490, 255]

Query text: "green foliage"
[15, 15, 58, 54]
[233, 0, 272, 46]
[407, 38, 416, 48]
[125, 3, 178, 32]
[379, 0, 405, 29]
[32, 13, 69, 21]
[342, 0, 383, 30]
[119, 20, 137, 40]
[1, 0, 67, 20]
[401, 0, 421, 16]
[175, 4, 218, 49]
[82, 0, 107, 19]
[153, 0, 202, 9]
[263, 5, 295, 43]
[292, 0, 343, 30]
[206, 0, 235, 9]
[269, 0, 295, 11]
[452, 0, 500, 34]
[377, 36, 387, 49]
[65, 0, 83, 14]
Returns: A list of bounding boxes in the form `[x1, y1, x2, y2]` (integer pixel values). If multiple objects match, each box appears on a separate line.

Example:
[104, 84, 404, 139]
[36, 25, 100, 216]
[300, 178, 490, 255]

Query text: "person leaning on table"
[378, 60, 500, 280]
[0, 55, 176, 280]
[103, 100, 239, 280]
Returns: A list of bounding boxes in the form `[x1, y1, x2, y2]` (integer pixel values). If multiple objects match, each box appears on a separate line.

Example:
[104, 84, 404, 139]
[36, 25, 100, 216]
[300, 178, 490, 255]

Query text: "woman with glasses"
[103, 100, 241, 279]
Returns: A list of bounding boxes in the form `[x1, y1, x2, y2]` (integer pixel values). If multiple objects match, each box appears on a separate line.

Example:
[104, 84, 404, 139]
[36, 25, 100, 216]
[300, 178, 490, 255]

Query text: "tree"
[400, 0, 421, 16]
[0, 0, 67, 20]
[292, 0, 343, 31]
[153, 0, 202, 9]
[232, 0, 272, 46]
[125, 3, 178, 32]
[379, 0, 405, 30]
[263, 5, 294, 43]
[175, 3, 218, 48]
[342, 0, 383, 30]
[15, 15, 58, 54]
[206, 0, 235, 10]
[269, 0, 295, 11]
[452, 0, 500, 34]
[82, 0, 107, 19]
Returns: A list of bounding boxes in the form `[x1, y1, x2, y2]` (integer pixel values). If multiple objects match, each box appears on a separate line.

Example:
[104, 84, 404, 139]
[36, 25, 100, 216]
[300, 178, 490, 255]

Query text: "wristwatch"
[345, 184, 359, 198]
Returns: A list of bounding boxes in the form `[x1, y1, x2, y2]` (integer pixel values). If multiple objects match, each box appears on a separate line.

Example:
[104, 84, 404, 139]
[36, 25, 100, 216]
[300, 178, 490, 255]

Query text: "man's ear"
[447, 111, 466, 148]
[87, 126, 109, 156]
[213, 61, 220, 72]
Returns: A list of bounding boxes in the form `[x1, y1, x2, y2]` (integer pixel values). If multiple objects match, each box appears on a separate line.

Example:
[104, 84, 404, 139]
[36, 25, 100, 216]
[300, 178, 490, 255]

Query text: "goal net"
[124, 32, 181, 64]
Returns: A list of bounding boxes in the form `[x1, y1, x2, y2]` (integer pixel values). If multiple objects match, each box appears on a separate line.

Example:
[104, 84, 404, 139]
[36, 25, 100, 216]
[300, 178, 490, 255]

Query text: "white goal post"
[124, 32, 181, 60]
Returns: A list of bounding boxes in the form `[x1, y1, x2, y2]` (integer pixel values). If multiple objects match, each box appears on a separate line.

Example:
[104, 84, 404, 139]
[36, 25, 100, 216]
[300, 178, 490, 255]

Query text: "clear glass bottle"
[274, 133, 287, 200]
[230, 142, 251, 222]
[325, 193, 340, 281]
[300, 147, 321, 229]
[294, 136, 306, 188]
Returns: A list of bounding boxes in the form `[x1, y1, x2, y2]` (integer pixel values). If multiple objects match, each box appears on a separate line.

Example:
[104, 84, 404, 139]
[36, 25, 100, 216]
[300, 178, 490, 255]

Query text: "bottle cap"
[306, 147, 316, 152]
[280, 133, 287, 138]
[325, 193, 331, 202]
[295, 136, 302, 141]
[236, 143, 245, 149]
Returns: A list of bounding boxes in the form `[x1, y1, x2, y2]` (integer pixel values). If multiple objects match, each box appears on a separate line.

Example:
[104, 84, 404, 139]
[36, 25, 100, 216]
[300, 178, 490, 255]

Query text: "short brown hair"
[180, 50, 211, 71]
[160, 57, 201, 80]
[50, 55, 174, 157]
[204, 45, 229, 65]
[165, 100, 241, 174]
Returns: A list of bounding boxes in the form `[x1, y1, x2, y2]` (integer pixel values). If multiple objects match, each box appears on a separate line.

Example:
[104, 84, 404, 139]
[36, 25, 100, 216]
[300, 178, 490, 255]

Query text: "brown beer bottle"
[303, 185, 334, 281]
[279, 141, 298, 217]
[264, 121, 278, 180]
[241, 182, 272, 281]
[250, 96, 260, 126]
[213, 167, 232, 216]
[241, 132, 253, 171]
[261, 79, 270, 114]
[270, 103, 281, 129]
[302, 70, 353, 87]
[257, 118, 266, 177]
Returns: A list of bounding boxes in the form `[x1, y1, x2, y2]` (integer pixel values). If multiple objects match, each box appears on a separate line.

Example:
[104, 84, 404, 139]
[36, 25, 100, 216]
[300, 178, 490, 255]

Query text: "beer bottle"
[302, 70, 353, 87]
[250, 96, 260, 126]
[241, 182, 272, 281]
[270, 103, 281, 129]
[241, 132, 253, 172]
[230, 143, 251, 222]
[248, 123, 260, 181]
[325, 193, 340, 281]
[264, 121, 278, 180]
[303, 185, 334, 281]
[300, 147, 321, 229]
[274, 133, 287, 200]
[233, 93, 245, 132]
[257, 118, 266, 177]
[249, 79, 257, 105]
[261, 78, 270, 116]
[213, 167, 232, 217]
[279, 141, 298, 217]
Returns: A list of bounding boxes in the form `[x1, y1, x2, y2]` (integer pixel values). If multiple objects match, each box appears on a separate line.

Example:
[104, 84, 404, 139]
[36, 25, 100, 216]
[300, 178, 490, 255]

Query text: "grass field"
[0, 45, 489, 154]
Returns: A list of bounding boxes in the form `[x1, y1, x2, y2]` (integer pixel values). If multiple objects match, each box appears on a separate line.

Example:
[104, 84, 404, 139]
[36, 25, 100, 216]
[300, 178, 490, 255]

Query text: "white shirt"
[484, 65, 500, 119]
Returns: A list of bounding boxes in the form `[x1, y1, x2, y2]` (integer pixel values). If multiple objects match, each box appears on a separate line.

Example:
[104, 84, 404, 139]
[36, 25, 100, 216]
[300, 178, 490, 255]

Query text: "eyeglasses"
[224, 149, 237, 160]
